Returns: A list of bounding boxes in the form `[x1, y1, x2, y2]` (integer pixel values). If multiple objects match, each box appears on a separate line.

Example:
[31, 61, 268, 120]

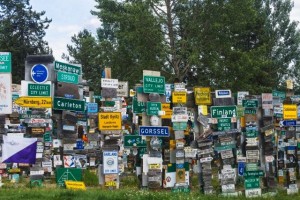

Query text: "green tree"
[0, 0, 51, 83]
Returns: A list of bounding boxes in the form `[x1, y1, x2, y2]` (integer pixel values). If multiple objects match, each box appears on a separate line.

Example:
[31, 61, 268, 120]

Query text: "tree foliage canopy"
[66, 0, 300, 93]
[0, 0, 51, 83]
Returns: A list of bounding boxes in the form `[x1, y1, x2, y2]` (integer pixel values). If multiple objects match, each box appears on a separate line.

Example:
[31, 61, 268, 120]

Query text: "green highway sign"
[214, 143, 236, 151]
[245, 177, 260, 189]
[143, 75, 165, 94]
[147, 102, 161, 116]
[57, 71, 79, 84]
[244, 170, 264, 177]
[217, 118, 231, 131]
[124, 135, 147, 148]
[244, 108, 256, 114]
[242, 99, 258, 108]
[272, 90, 286, 99]
[211, 106, 237, 118]
[53, 97, 85, 112]
[245, 130, 258, 138]
[0, 52, 11, 72]
[54, 61, 81, 75]
[133, 98, 146, 114]
[28, 83, 51, 96]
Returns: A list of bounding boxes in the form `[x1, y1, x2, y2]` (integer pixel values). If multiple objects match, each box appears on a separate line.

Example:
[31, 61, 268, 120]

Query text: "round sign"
[31, 64, 48, 83]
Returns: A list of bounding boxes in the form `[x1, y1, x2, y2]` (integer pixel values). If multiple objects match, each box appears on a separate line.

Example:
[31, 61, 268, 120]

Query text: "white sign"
[171, 114, 189, 122]
[174, 83, 186, 91]
[117, 81, 128, 97]
[0, 74, 12, 114]
[246, 150, 259, 160]
[101, 78, 118, 88]
[172, 107, 187, 115]
[245, 188, 261, 198]
[237, 91, 249, 105]
[222, 184, 235, 193]
[215, 89, 231, 98]
[265, 155, 274, 163]
[262, 93, 273, 110]
[221, 150, 233, 159]
[63, 125, 75, 131]
[200, 157, 213, 163]
[103, 151, 118, 174]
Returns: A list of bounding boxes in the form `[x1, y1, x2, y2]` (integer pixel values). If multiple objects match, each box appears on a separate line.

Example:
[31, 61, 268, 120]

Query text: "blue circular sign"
[31, 64, 48, 83]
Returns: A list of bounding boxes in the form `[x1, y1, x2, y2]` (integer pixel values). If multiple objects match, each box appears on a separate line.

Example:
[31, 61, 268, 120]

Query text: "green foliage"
[0, 0, 52, 83]
[83, 169, 99, 187]
[65, 0, 300, 94]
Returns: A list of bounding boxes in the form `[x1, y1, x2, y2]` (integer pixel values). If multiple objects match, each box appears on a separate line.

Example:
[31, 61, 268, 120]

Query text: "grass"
[0, 187, 298, 200]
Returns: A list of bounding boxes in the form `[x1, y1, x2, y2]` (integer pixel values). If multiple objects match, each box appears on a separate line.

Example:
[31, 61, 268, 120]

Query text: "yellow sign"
[172, 91, 187, 103]
[14, 96, 52, 108]
[98, 112, 122, 130]
[149, 163, 161, 169]
[161, 103, 172, 119]
[198, 105, 208, 115]
[65, 181, 86, 190]
[283, 104, 297, 119]
[194, 87, 211, 105]
[105, 181, 117, 187]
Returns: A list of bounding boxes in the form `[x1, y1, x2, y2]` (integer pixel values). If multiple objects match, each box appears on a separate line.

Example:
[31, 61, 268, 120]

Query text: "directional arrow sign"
[14, 96, 52, 108]
[124, 135, 147, 148]
[279, 120, 296, 127]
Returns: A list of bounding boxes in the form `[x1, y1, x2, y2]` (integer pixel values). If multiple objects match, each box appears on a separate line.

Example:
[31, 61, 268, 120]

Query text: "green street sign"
[56, 168, 82, 187]
[43, 132, 52, 142]
[173, 122, 188, 131]
[53, 97, 85, 112]
[57, 71, 79, 84]
[245, 130, 258, 138]
[217, 118, 231, 131]
[138, 147, 147, 159]
[244, 108, 256, 114]
[12, 94, 19, 101]
[244, 170, 264, 177]
[0, 52, 11, 72]
[242, 99, 258, 108]
[28, 83, 51, 96]
[246, 163, 258, 171]
[93, 95, 102, 99]
[245, 177, 260, 189]
[143, 75, 165, 94]
[172, 187, 190, 193]
[124, 135, 147, 147]
[272, 90, 286, 99]
[211, 106, 237, 118]
[54, 61, 81, 75]
[133, 98, 146, 114]
[214, 143, 236, 151]
[147, 102, 161, 116]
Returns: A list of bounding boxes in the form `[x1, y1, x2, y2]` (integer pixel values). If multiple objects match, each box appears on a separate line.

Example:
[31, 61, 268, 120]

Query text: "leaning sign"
[143, 75, 165, 94]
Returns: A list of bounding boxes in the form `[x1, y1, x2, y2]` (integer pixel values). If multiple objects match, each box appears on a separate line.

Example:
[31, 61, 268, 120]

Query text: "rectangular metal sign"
[146, 102, 161, 116]
[139, 126, 169, 137]
[28, 83, 51, 96]
[211, 106, 237, 118]
[101, 78, 118, 88]
[53, 97, 84, 111]
[57, 71, 79, 84]
[143, 75, 165, 94]
[54, 61, 81, 75]
[194, 87, 211, 105]
[0, 52, 11, 72]
[98, 112, 122, 130]
[215, 90, 231, 98]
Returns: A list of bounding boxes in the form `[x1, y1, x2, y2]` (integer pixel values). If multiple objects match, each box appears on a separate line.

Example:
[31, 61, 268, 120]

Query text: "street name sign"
[15, 96, 52, 108]
[57, 71, 79, 84]
[28, 83, 51, 96]
[124, 135, 147, 147]
[53, 97, 85, 112]
[54, 61, 81, 75]
[139, 126, 169, 137]
[143, 75, 165, 94]
[0, 52, 11, 72]
[215, 90, 231, 98]
[211, 106, 237, 118]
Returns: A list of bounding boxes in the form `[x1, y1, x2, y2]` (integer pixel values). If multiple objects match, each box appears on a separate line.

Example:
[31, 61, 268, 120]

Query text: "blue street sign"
[31, 64, 48, 83]
[280, 120, 296, 127]
[238, 162, 245, 176]
[139, 126, 170, 137]
[87, 103, 98, 113]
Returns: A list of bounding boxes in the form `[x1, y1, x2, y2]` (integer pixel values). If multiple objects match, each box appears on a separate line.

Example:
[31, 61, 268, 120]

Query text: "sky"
[31, 0, 300, 61]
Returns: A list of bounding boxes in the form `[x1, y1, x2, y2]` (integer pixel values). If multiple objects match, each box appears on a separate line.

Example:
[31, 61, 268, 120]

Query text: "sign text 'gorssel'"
[139, 126, 169, 137]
